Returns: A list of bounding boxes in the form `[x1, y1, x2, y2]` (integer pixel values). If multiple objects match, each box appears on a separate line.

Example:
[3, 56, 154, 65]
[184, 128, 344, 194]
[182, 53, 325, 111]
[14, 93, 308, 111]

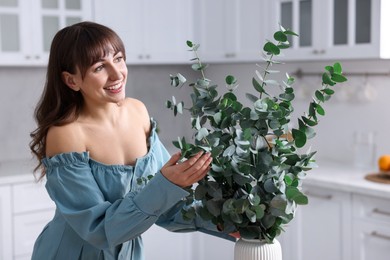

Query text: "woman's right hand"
[161, 151, 212, 188]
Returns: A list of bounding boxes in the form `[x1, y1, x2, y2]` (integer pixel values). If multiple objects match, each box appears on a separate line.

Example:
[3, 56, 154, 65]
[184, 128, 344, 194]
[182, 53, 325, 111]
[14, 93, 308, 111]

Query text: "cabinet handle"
[145, 54, 150, 59]
[312, 49, 326, 55]
[138, 55, 143, 59]
[371, 231, 390, 241]
[373, 208, 390, 217]
[305, 192, 332, 200]
[225, 53, 236, 58]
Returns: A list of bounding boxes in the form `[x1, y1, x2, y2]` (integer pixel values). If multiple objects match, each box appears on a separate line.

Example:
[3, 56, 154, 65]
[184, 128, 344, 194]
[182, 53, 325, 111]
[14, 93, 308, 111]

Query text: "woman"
[30, 21, 233, 260]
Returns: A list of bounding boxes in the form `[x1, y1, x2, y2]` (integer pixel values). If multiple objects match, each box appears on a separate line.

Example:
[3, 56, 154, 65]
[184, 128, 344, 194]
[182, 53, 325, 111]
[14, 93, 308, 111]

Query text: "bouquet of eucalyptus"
[166, 27, 347, 242]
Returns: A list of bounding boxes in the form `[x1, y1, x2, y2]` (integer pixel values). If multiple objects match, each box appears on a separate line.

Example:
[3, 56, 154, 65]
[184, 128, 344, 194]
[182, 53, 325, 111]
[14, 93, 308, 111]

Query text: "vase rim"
[240, 238, 269, 243]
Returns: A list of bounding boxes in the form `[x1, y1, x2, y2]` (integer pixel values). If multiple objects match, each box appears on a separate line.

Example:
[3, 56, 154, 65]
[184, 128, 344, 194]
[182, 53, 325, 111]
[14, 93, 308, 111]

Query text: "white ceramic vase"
[234, 238, 282, 260]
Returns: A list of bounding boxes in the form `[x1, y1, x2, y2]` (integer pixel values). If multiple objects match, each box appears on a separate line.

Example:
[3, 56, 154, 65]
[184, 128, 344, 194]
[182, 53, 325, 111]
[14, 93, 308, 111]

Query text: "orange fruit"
[378, 155, 390, 171]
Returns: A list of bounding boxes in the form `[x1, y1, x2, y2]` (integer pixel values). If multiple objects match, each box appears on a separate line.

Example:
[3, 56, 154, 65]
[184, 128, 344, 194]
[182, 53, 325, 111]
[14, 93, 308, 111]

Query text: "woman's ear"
[62, 71, 80, 91]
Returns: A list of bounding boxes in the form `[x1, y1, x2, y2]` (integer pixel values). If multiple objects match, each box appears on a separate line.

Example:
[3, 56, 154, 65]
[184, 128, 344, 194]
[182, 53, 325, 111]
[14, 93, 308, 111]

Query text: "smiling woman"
[29, 21, 234, 260]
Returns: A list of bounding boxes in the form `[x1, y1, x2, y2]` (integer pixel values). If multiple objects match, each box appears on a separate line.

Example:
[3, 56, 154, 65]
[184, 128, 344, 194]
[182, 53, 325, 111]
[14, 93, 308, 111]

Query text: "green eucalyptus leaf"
[226, 75, 237, 85]
[292, 128, 307, 148]
[286, 186, 308, 205]
[333, 62, 342, 74]
[269, 195, 287, 217]
[252, 77, 265, 93]
[186, 40, 193, 48]
[274, 31, 288, 42]
[283, 30, 299, 36]
[253, 205, 265, 220]
[315, 90, 325, 102]
[248, 194, 261, 206]
[322, 72, 335, 86]
[196, 127, 209, 141]
[245, 208, 257, 223]
[205, 199, 221, 217]
[194, 184, 208, 200]
[302, 116, 317, 127]
[263, 42, 281, 55]
[331, 73, 347, 83]
[322, 88, 335, 95]
[315, 103, 325, 116]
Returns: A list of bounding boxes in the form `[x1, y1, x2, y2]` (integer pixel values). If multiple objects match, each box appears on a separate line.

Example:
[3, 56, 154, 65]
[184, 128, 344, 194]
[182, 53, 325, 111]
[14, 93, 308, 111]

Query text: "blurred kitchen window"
[334, 0, 348, 45]
[43, 16, 59, 52]
[66, 16, 81, 26]
[0, 0, 17, 7]
[41, 0, 58, 9]
[65, 0, 81, 10]
[281, 2, 293, 46]
[299, 0, 312, 47]
[0, 14, 19, 51]
[356, 0, 371, 43]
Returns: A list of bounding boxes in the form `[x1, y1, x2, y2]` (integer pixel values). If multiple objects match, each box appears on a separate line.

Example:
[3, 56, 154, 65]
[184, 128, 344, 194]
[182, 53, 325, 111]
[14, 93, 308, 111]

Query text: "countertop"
[1, 159, 390, 199]
[305, 161, 390, 199]
[0, 159, 37, 185]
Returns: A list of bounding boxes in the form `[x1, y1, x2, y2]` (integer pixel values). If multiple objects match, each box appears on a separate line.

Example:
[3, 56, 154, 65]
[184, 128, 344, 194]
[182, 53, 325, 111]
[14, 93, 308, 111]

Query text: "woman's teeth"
[105, 83, 121, 90]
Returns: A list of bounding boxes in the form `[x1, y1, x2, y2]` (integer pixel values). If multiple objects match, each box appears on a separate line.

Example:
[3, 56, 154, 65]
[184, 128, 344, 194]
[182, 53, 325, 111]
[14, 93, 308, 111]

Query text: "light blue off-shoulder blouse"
[32, 120, 233, 260]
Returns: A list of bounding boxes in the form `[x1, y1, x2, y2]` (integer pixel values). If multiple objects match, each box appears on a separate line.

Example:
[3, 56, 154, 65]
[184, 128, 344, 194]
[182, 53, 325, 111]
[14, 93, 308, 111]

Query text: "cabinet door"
[194, 0, 234, 62]
[0, 186, 12, 260]
[94, 0, 144, 62]
[190, 232, 234, 260]
[142, 0, 193, 64]
[142, 225, 192, 260]
[233, 0, 267, 62]
[352, 194, 390, 260]
[352, 222, 390, 260]
[30, 0, 93, 65]
[95, 0, 192, 64]
[281, 185, 352, 260]
[324, 0, 381, 59]
[0, 0, 92, 66]
[194, 0, 266, 63]
[267, 0, 327, 61]
[0, 0, 29, 64]
[13, 210, 55, 258]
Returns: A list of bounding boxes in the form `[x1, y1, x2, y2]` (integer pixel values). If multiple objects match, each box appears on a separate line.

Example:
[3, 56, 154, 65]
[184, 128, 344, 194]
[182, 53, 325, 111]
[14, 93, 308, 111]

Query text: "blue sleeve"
[155, 201, 236, 242]
[43, 153, 189, 250]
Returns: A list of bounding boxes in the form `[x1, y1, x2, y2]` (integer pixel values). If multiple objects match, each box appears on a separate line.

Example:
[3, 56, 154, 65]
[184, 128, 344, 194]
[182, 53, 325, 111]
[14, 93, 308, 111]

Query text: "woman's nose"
[108, 64, 123, 81]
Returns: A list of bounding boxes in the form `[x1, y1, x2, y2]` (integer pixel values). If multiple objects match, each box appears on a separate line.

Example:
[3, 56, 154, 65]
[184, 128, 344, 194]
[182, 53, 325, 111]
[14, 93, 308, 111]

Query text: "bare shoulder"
[46, 122, 86, 157]
[122, 98, 151, 131]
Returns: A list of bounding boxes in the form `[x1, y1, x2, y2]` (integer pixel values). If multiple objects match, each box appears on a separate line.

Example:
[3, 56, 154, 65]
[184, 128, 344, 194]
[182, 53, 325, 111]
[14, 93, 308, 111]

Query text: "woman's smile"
[104, 82, 124, 94]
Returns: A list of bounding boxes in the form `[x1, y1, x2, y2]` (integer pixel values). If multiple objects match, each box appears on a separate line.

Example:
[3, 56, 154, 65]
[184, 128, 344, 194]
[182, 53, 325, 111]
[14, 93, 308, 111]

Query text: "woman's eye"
[115, 56, 123, 63]
[94, 64, 104, 72]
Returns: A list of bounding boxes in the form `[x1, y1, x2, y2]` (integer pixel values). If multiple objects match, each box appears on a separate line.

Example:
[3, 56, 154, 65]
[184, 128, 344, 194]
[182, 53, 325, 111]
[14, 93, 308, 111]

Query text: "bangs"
[70, 23, 126, 77]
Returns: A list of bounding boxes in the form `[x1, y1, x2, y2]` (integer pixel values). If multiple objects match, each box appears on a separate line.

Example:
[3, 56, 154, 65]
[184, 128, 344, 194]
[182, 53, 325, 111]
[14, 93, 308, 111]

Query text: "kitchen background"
[1, 0, 390, 260]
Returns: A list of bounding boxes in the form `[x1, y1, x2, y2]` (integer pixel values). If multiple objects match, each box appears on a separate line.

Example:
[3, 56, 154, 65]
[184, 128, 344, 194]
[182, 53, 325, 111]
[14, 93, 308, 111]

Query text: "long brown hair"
[30, 21, 126, 179]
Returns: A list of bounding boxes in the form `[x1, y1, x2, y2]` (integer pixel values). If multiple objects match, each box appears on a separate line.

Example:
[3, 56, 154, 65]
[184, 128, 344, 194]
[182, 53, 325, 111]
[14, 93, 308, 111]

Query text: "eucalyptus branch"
[166, 25, 347, 241]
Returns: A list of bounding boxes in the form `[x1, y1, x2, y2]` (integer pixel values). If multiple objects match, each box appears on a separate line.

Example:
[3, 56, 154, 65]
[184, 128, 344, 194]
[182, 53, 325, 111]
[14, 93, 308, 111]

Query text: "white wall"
[1, 58, 390, 171]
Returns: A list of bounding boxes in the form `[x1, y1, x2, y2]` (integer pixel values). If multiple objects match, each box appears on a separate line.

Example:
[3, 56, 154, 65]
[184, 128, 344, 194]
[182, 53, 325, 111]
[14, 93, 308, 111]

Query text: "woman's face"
[66, 48, 128, 107]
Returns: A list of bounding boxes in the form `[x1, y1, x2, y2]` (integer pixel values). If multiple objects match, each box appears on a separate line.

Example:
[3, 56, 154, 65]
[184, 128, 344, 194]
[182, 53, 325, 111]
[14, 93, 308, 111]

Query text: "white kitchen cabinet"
[12, 182, 55, 259]
[190, 232, 234, 260]
[193, 0, 267, 63]
[0, 0, 92, 66]
[94, 0, 194, 64]
[0, 185, 12, 260]
[266, 0, 390, 60]
[143, 225, 193, 260]
[0, 173, 55, 260]
[280, 184, 352, 260]
[352, 194, 390, 260]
